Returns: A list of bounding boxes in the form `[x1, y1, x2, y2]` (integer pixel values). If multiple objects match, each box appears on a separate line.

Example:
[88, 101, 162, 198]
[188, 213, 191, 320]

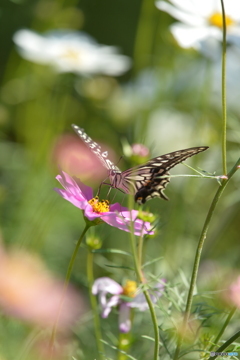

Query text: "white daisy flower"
[13, 29, 131, 76]
[156, 0, 240, 50]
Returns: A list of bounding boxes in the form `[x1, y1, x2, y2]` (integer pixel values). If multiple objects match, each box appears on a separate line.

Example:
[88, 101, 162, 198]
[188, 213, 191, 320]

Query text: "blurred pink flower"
[92, 277, 165, 333]
[0, 247, 85, 329]
[228, 276, 240, 308]
[51, 134, 110, 185]
[131, 143, 150, 158]
[54, 170, 154, 235]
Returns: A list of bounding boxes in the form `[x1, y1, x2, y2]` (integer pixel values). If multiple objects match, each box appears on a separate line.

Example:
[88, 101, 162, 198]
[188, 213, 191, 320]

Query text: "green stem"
[133, 0, 156, 73]
[117, 332, 131, 360]
[137, 232, 144, 269]
[128, 196, 160, 360]
[142, 288, 160, 360]
[207, 329, 240, 360]
[49, 224, 90, 357]
[173, 159, 240, 360]
[220, 0, 227, 175]
[209, 306, 237, 351]
[87, 250, 105, 360]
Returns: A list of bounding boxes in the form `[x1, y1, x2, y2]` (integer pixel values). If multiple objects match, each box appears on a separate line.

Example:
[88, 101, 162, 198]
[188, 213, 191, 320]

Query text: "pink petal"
[54, 188, 89, 210]
[72, 176, 93, 200]
[83, 203, 103, 221]
[101, 213, 133, 233]
[55, 171, 95, 210]
[56, 171, 93, 200]
[101, 211, 153, 236]
[109, 203, 129, 213]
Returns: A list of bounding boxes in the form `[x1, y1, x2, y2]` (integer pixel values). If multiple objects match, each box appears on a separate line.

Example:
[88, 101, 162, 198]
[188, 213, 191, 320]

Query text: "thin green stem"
[207, 329, 240, 360]
[220, 0, 227, 175]
[142, 288, 160, 360]
[87, 250, 105, 360]
[49, 224, 90, 357]
[173, 159, 240, 360]
[209, 306, 237, 351]
[157, 174, 218, 180]
[133, 0, 156, 73]
[137, 233, 144, 269]
[128, 196, 160, 360]
[117, 333, 131, 360]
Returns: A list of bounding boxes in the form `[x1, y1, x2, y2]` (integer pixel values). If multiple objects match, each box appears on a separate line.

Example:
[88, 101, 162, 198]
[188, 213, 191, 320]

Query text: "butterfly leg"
[106, 186, 112, 198]
[96, 176, 111, 196]
[96, 182, 103, 197]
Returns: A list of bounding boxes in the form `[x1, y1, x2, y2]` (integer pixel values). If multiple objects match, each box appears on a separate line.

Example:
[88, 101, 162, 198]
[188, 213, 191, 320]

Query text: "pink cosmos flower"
[92, 277, 165, 333]
[54, 171, 154, 236]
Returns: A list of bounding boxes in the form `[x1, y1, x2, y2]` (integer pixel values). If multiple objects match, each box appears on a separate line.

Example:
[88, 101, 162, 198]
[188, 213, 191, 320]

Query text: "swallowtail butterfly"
[72, 124, 208, 204]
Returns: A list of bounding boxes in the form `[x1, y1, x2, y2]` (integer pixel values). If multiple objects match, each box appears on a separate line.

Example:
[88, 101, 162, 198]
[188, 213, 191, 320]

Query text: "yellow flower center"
[88, 196, 110, 213]
[209, 12, 234, 28]
[60, 49, 81, 62]
[122, 280, 137, 298]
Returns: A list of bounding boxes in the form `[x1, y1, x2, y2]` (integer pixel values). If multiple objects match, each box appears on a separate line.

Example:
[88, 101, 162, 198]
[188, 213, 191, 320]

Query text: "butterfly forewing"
[71, 124, 208, 204]
[71, 124, 121, 175]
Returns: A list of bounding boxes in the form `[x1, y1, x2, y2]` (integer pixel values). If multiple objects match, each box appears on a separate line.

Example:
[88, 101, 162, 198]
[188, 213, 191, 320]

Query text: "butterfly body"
[72, 124, 208, 204]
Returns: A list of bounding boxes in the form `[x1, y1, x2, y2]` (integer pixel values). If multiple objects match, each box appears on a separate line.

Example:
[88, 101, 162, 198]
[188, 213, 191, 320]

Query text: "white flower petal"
[156, 1, 206, 26]
[158, 0, 223, 18]
[156, 0, 240, 53]
[92, 277, 123, 295]
[227, 26, 240, 39]
[224, 0, 240, 21]
[102, 295, 120, 318]
[13, 29, 131, 76]
[170, 23, 221, 49]
[13, 30, 52, 64]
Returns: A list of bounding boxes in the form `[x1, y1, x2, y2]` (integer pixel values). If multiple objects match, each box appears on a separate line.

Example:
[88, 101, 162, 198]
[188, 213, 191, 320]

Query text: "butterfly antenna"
[116, 156, 123, 167]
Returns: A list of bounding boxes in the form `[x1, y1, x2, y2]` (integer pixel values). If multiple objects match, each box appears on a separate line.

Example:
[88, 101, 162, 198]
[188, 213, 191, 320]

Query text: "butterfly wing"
[71, 125, 121, 181]
[71, 124, 208, 204]
[120, 146, 208, 204]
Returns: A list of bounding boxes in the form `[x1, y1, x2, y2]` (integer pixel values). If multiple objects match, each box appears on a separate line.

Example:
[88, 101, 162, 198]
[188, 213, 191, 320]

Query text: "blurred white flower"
[156, 0, 240, 51]
[13, 29, 131, 76]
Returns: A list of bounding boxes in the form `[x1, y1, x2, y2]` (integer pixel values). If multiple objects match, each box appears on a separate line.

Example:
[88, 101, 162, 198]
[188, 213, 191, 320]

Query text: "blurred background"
[0, 0, 240, 359]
